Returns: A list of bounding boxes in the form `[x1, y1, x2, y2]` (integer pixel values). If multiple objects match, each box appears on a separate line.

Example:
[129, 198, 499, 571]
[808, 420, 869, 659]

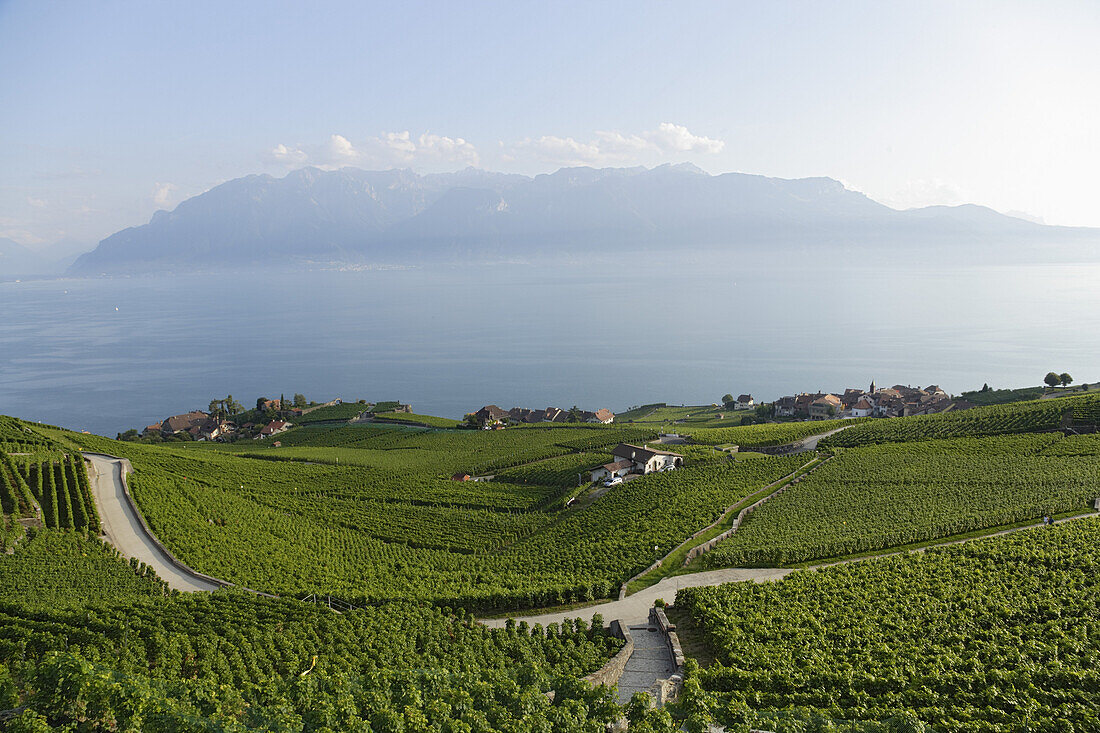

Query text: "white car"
[603, 476, 623, 487]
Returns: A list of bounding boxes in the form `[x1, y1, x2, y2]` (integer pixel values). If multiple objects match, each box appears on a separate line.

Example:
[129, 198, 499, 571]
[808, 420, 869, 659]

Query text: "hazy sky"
[2, 0, 1098, 248]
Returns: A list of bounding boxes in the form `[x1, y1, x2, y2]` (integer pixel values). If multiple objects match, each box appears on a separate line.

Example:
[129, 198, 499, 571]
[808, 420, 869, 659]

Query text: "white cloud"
[271, 143, 308, 166]
[268, 131, 479, 171]
[646, 122, 725, 154]
[26, 196, 47, 209]
[510, 123, 724, 167]
[267, 124, 719, 173]
[153, 182, 178, 208]
[875, 178, 966, 210]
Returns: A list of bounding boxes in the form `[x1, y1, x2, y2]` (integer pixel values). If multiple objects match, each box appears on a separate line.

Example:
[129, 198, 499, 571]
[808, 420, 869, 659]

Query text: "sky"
[2, 0, 1099, 249]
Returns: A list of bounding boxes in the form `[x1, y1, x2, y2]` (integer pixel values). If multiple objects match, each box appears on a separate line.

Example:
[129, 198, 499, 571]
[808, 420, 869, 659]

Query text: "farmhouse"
[258, 420, 290, 438]
[589, 408, 615, 424]
[773, 396, 797, 418]
[851, 398, 874, 418]
[809, 394, 842, 419]
[589, 459, 633, 483]
[734, 394, 754, 410]
[611, 443, 684, 474]
[473, 405, 509, 427]
[160, 411, 208, 435]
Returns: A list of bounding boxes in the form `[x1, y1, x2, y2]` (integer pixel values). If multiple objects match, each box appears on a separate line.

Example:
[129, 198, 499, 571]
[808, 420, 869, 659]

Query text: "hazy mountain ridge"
[69, 164, 1094, 273]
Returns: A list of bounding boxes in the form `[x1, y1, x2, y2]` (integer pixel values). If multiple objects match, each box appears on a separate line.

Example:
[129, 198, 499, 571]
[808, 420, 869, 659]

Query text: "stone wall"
[682, 455, 833, 567]
[647, 606, 685, 705]
[582, 620, 634, 689]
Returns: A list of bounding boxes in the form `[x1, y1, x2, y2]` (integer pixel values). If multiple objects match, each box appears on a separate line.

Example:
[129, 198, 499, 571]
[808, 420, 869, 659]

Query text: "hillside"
[2, 395, 1099, 730]
[68, 164, 1100, 273]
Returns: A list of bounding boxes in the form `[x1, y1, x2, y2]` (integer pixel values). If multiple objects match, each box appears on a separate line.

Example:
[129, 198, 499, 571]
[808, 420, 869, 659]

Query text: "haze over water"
[3, 255, 1098, 436]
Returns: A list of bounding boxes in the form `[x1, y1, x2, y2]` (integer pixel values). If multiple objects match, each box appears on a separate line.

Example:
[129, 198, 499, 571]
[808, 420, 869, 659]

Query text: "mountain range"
[69, 164, 1099, 273]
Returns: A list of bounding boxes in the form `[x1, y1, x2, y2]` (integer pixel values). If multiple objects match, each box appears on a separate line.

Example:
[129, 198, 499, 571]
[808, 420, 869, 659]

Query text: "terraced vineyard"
[677, 518, 1100, 732]
[820, 393, 1100, 448]
[683, 418, 857, 447]
[704, 433, 1099, 567]
[0, 526, 624, 731]
[0, 528, 170, 606]
[31, 422, 809, 611]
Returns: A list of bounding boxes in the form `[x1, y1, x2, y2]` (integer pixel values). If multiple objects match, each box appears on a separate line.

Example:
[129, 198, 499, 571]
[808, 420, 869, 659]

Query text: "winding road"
[85, 453, 223, 592]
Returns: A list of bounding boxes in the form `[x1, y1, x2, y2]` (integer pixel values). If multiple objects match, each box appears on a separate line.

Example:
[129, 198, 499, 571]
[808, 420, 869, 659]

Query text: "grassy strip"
[371, 412, 462, 429]
[785, 507, 1098, 569]
[623, 457, 822, 595]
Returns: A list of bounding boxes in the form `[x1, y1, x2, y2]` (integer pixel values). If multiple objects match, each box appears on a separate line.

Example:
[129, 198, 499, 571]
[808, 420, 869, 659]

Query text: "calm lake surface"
[2, 256, 1098, 435]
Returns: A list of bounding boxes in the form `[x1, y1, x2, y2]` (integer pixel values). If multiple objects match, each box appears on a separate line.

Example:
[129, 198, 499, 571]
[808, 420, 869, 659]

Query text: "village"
[117, 395, 413, 444]
[118, 378, 969, 449]
[769, 379, 962, 420]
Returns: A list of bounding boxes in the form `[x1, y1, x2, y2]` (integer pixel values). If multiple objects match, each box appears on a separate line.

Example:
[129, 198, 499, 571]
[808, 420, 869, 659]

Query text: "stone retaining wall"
[683, 456, 832, 567]
[647, 606, 685, 705]
[581, 620, 634, 689]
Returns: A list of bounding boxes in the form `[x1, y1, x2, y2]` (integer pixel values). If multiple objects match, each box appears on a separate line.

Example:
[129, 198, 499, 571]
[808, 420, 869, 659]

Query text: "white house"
[734, 394, 754, 411]
[589, 459, 633, 483]
[611, 443, 684, 474]
[851, 398, 874, 418]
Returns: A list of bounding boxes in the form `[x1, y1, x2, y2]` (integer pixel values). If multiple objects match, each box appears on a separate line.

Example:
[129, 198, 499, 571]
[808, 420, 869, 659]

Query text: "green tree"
[294, 393, 307, 409]
[1045, 372, 1061, 389]
[567, 405, 582, 423]
[1059, 372, 1073, 388]
[722, 393, 735, 408]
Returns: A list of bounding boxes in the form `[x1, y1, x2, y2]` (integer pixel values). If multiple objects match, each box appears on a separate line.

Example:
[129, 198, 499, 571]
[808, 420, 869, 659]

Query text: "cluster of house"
[470, 405, 615, 428]
[772, 381, 958, 420]
[589, 443, 684, 482]
[142, 411, 292, 441]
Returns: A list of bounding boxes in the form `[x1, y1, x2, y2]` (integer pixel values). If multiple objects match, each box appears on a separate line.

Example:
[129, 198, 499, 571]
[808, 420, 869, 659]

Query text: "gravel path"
[85, 453, 223, 592]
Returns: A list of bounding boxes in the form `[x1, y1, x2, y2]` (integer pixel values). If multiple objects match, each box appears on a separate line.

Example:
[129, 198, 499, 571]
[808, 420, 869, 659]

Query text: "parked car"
[603, 476, 623, 487]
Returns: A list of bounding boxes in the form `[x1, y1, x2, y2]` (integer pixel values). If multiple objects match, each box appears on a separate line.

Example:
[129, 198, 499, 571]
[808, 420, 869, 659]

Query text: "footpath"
[85, 453, 226, 593]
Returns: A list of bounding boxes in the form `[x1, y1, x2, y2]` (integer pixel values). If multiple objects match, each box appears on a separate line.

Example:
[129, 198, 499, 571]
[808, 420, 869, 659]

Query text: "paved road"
[793, 424, 851, 452]
[481, 567, 791, 629]
[481, 512, 1099, 629]
[85, 453, 222, 592]
[618, 624, 677, 704]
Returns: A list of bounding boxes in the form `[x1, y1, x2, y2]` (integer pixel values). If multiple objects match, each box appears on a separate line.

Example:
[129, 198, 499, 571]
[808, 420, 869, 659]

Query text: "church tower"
[869, 379, 876, 394]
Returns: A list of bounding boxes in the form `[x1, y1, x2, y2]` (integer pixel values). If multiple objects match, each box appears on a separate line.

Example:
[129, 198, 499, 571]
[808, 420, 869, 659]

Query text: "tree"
[981, 383, 991, 393]
[721, 393, 735, 408]
[1045, 372, 1061, 389]
[567, 405, 582, 423]
[464, 413, 480, 429]
[1060, 373, 1073, 388]
[293, 393, 307, 409]
[256, 397, 268, 411]
[225, 395, 243, 415]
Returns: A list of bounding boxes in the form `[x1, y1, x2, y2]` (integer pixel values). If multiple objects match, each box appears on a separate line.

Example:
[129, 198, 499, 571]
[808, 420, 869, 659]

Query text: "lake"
[2, 254, 1098, 435]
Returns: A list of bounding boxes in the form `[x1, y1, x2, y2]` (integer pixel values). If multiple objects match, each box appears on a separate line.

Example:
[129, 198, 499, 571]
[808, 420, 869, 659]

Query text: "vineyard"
[21, 420, 810, 611]
[0, 528, 170, 607]
[0, 531, 625, 731]
[703, 433, 1100, 566]
[819, 393, 1100, 448]
[681, 418, 857, 447]
[293, 401, 371, 423]
[677, 518, 1100, 732]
